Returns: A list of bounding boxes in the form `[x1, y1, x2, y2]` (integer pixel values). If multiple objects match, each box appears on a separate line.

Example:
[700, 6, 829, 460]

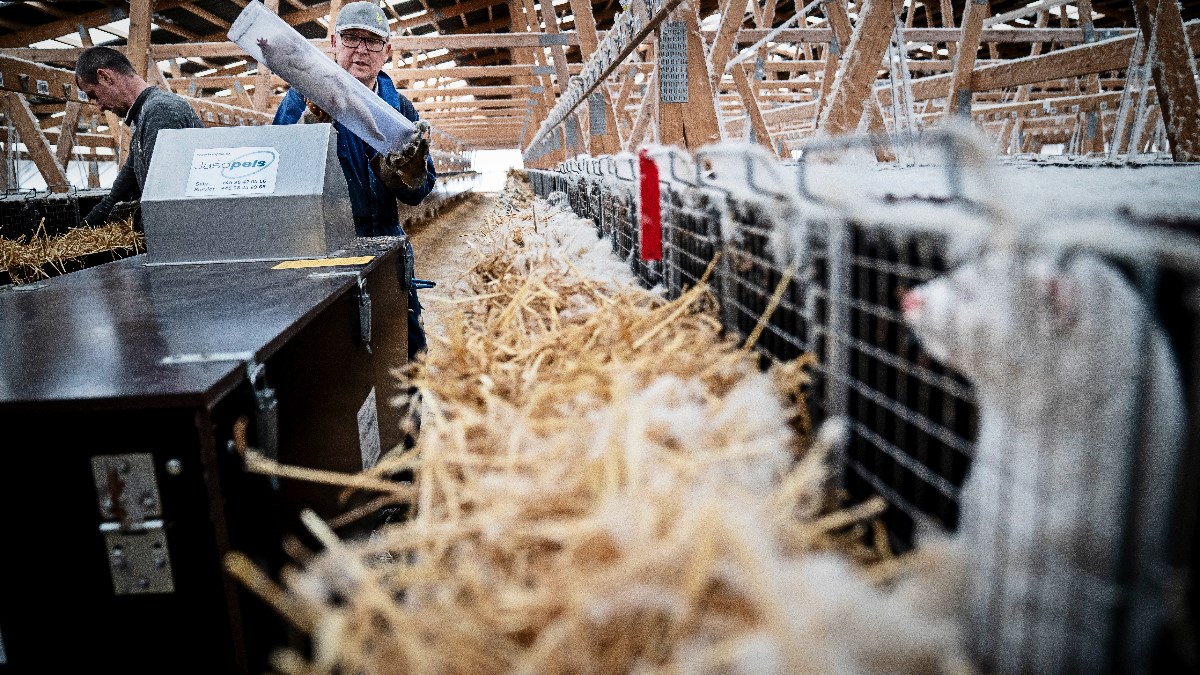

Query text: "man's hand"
[371, 120, 431, 191]
[300, 98, 332, 124]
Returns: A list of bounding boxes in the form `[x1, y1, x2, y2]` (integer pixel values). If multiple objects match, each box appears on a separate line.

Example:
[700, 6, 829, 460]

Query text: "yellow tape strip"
[272, 256, 375, 270]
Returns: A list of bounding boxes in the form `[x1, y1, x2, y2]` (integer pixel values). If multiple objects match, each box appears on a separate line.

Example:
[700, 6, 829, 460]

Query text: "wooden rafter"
[945, 0, 989, 118]
[0, 0, 193, 49]
[818, 0, 896, 136]
[731, 63, 773, 154]
[54, 101, 83, 169]
[709, 0, 749, 92]
[127, 0, 154, 80]
[254, 0, 281, 110]
[4, 91, 69, 191]
[571, 0, 620, 154]
[658, 1, 719, 150]
[1133, 0, 1200, 161]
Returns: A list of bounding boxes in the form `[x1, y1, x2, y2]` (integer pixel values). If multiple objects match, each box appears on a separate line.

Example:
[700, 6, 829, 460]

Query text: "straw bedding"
[0, 218, 143, 284]
[228, 173, 974, 675]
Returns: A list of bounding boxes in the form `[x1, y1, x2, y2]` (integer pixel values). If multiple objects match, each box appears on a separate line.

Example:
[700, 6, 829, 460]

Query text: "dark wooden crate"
[0, 237, 411, 673]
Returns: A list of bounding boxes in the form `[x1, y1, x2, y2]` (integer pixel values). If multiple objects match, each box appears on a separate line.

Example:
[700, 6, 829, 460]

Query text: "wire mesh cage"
[1, 186, 145, 286]
[838, 225, 975, 543]
[0, 188, 82, 240]
[526, 142, 1200, 675]
[660, 185, 721, 301]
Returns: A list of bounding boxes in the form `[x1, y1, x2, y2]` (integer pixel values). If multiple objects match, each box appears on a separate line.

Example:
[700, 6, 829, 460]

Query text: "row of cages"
[0, 187, 109, 241]
[529, 162, 980, 545]
[526, 147, 1200, 674]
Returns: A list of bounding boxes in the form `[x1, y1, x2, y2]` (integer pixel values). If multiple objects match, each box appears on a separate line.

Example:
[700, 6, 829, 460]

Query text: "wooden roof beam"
[945, 0, 988, 118]
[3, 91, 69, 191]
[1133, 0, 1200, 161]
[817, 0, 895, 136]
[0, 0, 192, 49]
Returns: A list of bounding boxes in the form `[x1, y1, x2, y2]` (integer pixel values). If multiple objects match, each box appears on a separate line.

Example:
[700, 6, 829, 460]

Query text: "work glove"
[370, 120, 431, 192]
[299, 98, 331, 124]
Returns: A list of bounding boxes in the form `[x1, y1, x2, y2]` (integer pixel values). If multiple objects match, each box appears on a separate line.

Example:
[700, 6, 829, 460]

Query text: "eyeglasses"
[339, 34, 387, 52]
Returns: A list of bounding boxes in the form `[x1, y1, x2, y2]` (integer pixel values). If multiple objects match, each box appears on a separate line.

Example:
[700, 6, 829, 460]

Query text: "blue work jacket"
[272, 72, 436, 237]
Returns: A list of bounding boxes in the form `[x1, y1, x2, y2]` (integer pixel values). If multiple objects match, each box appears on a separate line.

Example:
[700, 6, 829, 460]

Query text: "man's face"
[77, 69, 128, 116]
[332, 29, 392, 86]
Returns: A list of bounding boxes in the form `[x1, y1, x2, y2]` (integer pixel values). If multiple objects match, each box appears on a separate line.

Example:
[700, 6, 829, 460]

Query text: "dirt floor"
[405, 191, 498, 345]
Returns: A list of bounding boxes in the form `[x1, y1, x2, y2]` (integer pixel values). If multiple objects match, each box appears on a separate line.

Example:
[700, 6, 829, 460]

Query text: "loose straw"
[741, 266, 797, 353]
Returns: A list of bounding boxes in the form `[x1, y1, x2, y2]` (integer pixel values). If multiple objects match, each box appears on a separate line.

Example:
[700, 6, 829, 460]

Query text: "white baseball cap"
[334, 2, 391, 38]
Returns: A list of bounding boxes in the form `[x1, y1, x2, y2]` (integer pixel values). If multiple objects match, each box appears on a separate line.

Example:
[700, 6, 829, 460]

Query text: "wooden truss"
[1, 1, 1198, 187]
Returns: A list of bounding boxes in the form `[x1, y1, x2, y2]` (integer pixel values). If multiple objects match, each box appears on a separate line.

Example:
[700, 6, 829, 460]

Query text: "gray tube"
[228, 0, 415, 154]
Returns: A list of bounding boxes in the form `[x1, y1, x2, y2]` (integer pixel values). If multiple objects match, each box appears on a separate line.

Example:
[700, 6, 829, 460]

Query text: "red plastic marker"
[638, 148, 663, 261]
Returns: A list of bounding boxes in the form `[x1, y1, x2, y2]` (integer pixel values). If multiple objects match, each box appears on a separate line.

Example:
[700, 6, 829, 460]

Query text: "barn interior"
[1, 2, 1199, 674]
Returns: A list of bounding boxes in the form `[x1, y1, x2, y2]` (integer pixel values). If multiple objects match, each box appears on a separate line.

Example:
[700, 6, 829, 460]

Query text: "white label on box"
[357, 386, 381, 470]
[185, 146, 280, 197]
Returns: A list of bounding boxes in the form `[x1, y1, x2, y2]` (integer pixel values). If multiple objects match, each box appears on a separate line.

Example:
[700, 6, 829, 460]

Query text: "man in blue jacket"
[273, 1, 434, 357]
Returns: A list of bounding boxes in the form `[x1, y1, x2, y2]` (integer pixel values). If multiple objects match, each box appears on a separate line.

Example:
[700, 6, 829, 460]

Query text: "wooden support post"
[1136, 104, 1162, 153]
[254, 0, 280, 111]
[627, 70, 658, 151]
[659, 2, 722, 150]
[709, 0, 749, 93]
[1076, 0, 1105, 154]
[944, 0, 988, 119]
[1132, 0, 1200, 161]
[996, 10, 1047, 154]
[127, 0, 155, 81]
[614, 62, 640, 136]
[759, 0, 778, 46]
[85, 111, 101, 187]
[232, 81, 256, 111]
[866, 95, 898, 161]
[55, 101, 82, 169]
[4, 92, 70, 191]
[327, 0, 343, 40]
[521, 2, 554, 109]
[817, 0, 854, 121]
[731, 63, 775, 155]
[539, 0, 571, 95]
[146, 56, 171, 91]
[509, 0, 537, 150]
[521, 0, 562, 163]
[76, 22, 94, 47]
[818, 0, 896, 136]
[103, 111, 131, 169]
[570, 0, 621, 155]
[0, 138, 9, 191]
[940, 0, 957, 62]
[985, 0, 999, 60]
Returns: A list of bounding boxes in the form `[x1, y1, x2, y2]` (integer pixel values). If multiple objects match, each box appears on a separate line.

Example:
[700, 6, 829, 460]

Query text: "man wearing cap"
[273, 1, 434, 357]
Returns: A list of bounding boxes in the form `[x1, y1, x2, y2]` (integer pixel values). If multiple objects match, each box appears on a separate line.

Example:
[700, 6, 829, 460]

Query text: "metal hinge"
[247, 359, 280, 489]
[357, 277, 372, 353]
[91, 453, 175, 595]
[305, 271, 373, 351]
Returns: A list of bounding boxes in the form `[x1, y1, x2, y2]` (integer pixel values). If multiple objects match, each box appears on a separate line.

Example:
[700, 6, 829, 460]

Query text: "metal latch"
[357, 277, 372, 353]
[247, 359, 280, 489]
[91, 454, 175, 595]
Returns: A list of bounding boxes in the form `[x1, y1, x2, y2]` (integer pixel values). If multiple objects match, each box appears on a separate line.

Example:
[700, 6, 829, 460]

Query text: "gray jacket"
[83, 86, 203, 227]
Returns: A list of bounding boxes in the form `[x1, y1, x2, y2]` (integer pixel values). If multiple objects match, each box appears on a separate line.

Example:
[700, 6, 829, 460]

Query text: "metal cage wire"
[527, 150, 1200, 675]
